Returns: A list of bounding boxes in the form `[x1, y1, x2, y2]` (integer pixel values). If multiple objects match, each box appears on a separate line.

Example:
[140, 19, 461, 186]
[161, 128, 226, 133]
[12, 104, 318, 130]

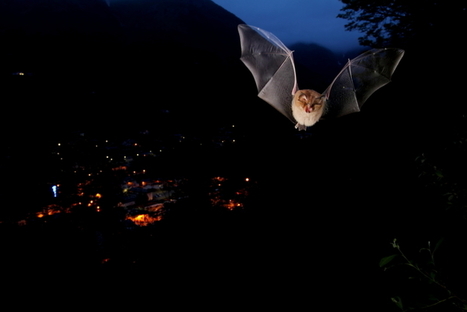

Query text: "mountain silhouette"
[0, 0, 248, 131]
[0, 0, 243, 73]
[0, 0, 357, 133]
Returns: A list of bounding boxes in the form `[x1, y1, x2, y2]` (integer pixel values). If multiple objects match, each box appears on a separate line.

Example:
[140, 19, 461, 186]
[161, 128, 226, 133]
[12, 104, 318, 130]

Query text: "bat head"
[293, 89, 325, 113]
[291, 89, 326, 127]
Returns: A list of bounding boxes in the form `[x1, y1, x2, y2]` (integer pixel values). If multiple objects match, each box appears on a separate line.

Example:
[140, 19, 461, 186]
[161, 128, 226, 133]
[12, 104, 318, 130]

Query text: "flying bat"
[237, 24, 404, 130]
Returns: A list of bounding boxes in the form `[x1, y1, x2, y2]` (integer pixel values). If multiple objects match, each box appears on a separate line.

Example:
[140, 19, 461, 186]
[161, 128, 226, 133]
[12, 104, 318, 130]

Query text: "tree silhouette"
[338, 0, 467, 47]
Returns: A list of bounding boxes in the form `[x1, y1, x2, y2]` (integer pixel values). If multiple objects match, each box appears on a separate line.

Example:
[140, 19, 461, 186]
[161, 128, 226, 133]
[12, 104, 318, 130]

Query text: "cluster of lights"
[209, 176, 250, 211]
[126, 214, 162, 226]
[38, 129, 250, 225]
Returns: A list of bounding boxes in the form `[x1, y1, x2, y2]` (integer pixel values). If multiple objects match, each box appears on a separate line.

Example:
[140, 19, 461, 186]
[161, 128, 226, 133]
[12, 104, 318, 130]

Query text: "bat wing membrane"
[323, 48, 405, 118]
[238, 24, 297, 124]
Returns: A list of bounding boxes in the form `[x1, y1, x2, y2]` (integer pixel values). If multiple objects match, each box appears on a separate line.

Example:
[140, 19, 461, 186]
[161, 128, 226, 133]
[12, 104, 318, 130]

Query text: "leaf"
[433, 238, 444, 254]
[419, 247, 430, 253]
[427, 294, 440, 302]
[380, 254, 397, 267]
[391, 296, 404, 310]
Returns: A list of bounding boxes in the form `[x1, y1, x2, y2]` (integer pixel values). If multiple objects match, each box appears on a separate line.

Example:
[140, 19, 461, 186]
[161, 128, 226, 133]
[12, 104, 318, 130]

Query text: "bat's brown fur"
[291, 89, 326, 128]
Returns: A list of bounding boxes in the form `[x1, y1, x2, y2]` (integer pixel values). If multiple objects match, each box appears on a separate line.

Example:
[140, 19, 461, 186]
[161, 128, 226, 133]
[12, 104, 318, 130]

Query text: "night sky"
[212, 0, 363, 51]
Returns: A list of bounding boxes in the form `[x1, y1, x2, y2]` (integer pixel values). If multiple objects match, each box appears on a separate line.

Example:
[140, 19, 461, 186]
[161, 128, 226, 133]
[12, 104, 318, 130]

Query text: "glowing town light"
[52, 185, 58, 197]
[245, 178, 250, 182]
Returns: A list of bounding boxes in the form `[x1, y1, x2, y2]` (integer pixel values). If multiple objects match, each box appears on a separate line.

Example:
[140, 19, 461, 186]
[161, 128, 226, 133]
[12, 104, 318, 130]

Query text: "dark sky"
[212, 0, 364, 52]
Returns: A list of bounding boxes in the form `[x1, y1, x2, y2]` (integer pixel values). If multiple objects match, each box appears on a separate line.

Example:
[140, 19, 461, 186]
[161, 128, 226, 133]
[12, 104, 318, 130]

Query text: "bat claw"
[295, 123, 306, 131]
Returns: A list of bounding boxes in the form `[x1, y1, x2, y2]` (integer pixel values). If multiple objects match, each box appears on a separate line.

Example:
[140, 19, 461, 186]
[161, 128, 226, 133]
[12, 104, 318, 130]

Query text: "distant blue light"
[52, 185, 58, 198]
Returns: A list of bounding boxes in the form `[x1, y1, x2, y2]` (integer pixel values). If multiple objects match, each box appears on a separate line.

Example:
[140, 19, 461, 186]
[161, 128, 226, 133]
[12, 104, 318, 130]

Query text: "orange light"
[126, 214, 162, 226]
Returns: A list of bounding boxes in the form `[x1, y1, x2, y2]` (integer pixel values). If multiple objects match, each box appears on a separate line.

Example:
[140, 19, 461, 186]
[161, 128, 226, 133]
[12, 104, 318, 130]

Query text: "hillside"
[0, 0, 250, 133]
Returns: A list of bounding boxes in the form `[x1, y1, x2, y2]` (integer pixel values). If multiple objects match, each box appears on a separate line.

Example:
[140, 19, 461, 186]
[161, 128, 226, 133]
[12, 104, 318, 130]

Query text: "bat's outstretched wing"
[238, 24, 297, 124]
[322, 48, 405, 118]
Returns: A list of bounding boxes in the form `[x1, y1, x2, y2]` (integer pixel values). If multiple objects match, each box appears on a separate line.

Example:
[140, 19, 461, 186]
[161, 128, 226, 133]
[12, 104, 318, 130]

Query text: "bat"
[237, 24, 404, 130]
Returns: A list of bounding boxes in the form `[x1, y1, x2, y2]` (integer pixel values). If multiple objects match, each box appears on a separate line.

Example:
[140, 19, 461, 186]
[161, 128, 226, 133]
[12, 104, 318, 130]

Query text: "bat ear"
[297, 93, 308, 103]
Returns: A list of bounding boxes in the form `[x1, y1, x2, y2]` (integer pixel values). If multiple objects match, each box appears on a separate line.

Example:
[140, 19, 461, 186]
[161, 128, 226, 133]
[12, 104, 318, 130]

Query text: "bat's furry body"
[238, 24, 404, 130]
[291, 89, 326, 130]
